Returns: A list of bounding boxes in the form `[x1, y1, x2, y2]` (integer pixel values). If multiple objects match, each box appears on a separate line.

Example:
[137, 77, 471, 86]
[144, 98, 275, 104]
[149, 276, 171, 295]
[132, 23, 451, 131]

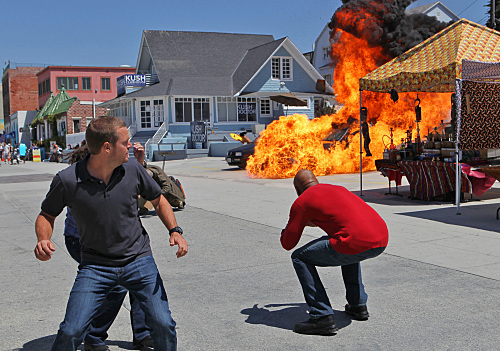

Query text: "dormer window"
[272, 57, 292, 81]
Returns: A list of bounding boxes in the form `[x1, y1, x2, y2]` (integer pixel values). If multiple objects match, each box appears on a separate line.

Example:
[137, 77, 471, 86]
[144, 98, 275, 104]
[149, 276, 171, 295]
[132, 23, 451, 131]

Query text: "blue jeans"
[64, 237, 150, 345]
[291, 236, 385, 319]
[51, 255, 176, 351]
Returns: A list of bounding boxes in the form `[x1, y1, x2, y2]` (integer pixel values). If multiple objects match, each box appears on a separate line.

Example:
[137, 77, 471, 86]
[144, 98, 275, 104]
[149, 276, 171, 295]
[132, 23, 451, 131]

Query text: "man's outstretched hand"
[35, 240, 55, 261]
[169, 232, 188, 258]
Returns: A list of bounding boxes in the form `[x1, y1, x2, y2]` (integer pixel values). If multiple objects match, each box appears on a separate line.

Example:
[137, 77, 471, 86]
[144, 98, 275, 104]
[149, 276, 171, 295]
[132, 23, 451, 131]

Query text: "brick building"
[2, 63, 45, 138]
[31, 87, 107, 146]
[37, 65, 135, 107]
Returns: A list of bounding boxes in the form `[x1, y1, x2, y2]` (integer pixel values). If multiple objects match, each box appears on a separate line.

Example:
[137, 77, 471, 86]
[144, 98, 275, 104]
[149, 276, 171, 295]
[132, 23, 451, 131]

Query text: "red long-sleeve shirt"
[281, 184, 388, 254]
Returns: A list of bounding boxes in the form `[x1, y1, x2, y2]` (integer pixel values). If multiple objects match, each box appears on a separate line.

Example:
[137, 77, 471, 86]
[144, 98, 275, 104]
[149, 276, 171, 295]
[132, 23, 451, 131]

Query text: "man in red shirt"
[281, 169, 388, 336]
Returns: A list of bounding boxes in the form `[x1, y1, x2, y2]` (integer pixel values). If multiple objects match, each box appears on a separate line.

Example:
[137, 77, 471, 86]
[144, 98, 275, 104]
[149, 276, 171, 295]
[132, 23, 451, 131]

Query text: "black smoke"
[329, 0, 453, 58]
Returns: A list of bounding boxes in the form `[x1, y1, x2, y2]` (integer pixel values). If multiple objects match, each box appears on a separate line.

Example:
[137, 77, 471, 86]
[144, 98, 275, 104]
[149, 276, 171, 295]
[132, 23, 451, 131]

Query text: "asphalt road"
[1, 158, 499, 351]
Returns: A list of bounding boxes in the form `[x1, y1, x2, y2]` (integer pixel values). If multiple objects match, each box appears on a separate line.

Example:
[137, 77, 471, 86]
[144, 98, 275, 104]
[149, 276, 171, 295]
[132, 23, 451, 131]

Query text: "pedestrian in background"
[19, 142, 26, 163]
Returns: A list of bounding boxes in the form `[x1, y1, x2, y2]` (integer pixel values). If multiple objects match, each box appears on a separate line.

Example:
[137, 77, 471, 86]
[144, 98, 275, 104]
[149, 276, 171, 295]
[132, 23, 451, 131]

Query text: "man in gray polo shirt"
[34, 116, 188, 351]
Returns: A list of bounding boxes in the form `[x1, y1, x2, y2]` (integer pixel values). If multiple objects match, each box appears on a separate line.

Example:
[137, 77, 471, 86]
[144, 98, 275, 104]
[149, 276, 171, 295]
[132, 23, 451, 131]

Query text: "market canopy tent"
[357, 19, 500, 209]
[359, 19, 500, 93]
[459, 60, 500, 151]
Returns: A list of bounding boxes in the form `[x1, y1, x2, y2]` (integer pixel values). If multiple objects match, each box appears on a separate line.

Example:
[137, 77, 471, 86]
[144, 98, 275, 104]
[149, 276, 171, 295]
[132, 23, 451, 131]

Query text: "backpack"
[146, 165, 186, 208]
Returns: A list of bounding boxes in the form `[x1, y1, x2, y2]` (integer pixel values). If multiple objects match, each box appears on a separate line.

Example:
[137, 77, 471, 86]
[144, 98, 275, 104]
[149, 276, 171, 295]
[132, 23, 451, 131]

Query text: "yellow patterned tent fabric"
[359, 19, 500, 93]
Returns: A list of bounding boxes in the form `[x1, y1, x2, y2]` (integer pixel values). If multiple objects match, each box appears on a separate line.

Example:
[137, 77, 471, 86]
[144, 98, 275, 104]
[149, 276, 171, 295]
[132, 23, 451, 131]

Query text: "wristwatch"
[168, 226, 183, 236]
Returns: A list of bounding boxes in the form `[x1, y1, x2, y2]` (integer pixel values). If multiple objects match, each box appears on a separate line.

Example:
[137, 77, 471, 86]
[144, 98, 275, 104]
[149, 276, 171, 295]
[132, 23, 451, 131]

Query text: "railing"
[128, 124, 137, 139]
[144, 122, 168, 161]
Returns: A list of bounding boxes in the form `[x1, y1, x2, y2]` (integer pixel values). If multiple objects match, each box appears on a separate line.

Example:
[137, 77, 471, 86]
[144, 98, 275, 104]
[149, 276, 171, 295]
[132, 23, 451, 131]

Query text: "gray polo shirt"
[41, 155, 162, 267]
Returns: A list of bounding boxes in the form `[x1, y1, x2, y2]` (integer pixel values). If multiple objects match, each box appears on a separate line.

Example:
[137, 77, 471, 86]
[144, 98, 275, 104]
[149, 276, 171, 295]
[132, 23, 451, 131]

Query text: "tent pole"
[359, 90, 363, 196]
[455, 79, 462, 215]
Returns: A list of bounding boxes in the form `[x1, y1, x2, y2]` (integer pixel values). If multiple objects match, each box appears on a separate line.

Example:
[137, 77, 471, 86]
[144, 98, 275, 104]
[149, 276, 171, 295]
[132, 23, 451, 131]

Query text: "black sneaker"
[133, 335, 154, 349]
[84, 344, 110, 351]
[345, 304, 369, 321]
[294, 315, 338, 336]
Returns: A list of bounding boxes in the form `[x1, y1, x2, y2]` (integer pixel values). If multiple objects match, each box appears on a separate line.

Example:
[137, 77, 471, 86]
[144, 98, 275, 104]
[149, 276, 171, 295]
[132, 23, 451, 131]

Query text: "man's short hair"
[86, 116, 126, 155]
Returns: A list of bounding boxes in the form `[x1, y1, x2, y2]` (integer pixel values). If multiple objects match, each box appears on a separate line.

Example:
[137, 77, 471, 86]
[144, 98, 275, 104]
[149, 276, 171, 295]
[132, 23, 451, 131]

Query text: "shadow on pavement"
[397, 202, 500, 232]
[353, 186, 500, 208]
[13, 335, 140, 351]
[240, 303, 351, 331]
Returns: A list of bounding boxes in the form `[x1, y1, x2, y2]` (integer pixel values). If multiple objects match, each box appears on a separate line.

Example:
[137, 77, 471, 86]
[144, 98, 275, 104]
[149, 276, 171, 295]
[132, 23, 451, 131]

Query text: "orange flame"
[247, 30, 451, 179]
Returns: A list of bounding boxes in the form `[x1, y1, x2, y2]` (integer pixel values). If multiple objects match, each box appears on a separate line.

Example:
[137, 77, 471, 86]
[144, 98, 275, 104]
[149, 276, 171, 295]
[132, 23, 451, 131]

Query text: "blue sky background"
[1, 0, 490, 69]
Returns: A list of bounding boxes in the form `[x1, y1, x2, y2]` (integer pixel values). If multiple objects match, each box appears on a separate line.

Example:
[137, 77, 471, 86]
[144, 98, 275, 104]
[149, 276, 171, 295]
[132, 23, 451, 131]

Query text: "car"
[226, 141, 256, 169]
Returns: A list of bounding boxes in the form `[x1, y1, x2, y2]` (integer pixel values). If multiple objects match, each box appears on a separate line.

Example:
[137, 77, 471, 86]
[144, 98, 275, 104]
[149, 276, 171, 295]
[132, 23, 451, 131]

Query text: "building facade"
[2, 63, 45, 139]
[36, 66, 135, 108]
[102, 30, 334, 159]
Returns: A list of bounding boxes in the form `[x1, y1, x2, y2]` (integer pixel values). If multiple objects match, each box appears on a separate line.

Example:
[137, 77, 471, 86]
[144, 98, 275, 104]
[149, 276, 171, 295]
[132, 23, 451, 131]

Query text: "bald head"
[294, 169, 319, 196]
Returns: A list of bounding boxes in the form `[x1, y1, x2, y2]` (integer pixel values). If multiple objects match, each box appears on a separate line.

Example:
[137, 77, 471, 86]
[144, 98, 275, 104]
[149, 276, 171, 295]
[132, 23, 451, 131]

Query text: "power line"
[458, 0, 480, 16]
[476, 15, 490, 24]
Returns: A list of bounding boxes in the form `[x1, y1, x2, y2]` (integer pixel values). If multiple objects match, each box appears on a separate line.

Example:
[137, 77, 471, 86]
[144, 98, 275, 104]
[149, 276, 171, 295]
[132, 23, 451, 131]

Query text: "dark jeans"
[291, 236, 385, 319]
[64, 237, 151, 346]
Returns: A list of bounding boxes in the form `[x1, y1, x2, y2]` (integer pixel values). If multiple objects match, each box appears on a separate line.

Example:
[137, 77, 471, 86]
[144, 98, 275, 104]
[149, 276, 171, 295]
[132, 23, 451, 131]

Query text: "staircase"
[129, 131, 156, 160]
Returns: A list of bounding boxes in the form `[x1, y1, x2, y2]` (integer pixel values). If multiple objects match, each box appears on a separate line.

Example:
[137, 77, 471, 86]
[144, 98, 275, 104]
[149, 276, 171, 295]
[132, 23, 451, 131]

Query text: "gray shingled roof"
[232, 38, 286, 95]
[405, 1, 439, 16]
[126, 30, 276, 98]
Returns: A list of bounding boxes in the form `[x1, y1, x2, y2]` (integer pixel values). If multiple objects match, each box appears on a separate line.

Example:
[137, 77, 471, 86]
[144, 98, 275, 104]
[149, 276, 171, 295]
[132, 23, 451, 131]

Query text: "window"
[260, 99, 271, 117]
[82, 77, 91, 90]
[140, 100, 151, 128]
[38, 83, 42, 96]
[237, 98, 257, 121]
[174, 97, 210, 123]
[323, 74, 332, 86]
[217, 97, 256, 122]
[45, 79, 50, 93]
[73, 119, 81, 133]
[217, 97, 238, 122]
[193, 98, 210, 122]
[58, 121, 66, 135]
[152, 99, 164, 127]
[323, 46, 331, 60]
[101, 77, 111, 91]
[271, 57, 293, 80]
[57, 77, 79, 90]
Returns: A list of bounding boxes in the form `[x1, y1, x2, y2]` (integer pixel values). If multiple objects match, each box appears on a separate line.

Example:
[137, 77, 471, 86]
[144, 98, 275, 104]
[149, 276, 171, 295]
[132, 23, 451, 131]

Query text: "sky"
[0, 0, 490, 70]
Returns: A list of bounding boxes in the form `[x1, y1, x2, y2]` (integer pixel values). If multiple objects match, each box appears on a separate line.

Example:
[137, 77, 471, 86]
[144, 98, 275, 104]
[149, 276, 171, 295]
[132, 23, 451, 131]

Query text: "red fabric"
[281, 184, 389, 255]
[461, 164, 496, 196]
[398, 161, 471, 200]
[387, 168, 403, 186]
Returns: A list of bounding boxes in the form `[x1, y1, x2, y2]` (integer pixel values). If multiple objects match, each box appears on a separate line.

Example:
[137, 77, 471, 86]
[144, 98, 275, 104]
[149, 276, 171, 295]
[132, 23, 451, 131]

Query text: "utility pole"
[493, 0, 496, 29]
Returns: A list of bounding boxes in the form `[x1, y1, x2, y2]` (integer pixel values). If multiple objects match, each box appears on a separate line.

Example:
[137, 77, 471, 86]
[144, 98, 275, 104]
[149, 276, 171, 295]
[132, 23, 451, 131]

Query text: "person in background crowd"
[239, 132, 252, 144]
[280, 169, 388, 336]
[11, 144, 20, 165]
[3, 143, 10, 164]
[19, 142, 27, 164]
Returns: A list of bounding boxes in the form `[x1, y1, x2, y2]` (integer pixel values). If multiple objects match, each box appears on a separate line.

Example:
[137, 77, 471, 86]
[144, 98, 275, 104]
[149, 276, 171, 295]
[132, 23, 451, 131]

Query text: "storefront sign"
[190, 121, 207, 143]
[117, 74, 148, 96]
[238, 102, 257, 121]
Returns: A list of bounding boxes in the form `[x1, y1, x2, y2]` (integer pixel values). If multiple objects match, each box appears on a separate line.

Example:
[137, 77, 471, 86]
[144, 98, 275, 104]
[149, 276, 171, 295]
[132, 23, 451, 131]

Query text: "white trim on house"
[234, 37, 333, 96]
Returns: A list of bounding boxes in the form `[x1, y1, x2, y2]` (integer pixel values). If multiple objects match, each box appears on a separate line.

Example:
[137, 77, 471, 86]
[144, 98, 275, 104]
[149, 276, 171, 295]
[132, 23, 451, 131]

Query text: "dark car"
[226, 141, 256, 169]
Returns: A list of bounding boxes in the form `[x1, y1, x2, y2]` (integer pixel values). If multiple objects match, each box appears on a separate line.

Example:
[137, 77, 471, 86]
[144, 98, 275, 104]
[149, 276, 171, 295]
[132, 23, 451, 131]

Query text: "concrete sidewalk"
[0, 158, 498, 350]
